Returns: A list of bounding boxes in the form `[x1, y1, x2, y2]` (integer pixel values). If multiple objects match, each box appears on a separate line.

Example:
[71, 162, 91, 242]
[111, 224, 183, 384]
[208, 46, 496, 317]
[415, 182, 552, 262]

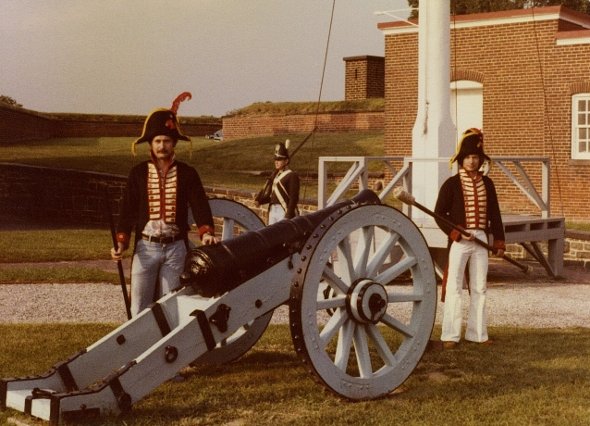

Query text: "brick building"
[378, 6, 590, 223]
[343, 55, 385, 100]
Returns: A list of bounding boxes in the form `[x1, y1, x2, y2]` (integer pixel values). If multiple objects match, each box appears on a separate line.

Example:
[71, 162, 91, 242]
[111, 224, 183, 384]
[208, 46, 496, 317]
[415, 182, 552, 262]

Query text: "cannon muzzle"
[181, 189, 380, 297]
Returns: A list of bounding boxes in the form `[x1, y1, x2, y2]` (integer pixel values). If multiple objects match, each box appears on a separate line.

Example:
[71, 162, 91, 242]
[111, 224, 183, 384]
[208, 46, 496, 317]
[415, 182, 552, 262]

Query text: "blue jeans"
[130, 239, 187, 316]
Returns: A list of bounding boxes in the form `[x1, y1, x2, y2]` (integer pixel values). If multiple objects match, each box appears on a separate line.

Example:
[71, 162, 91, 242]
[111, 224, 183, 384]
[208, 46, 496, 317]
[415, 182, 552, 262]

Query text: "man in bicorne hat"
[254, 140, 300, 224]
[111, 92, 217, 317]
[434, 128, 505, 348]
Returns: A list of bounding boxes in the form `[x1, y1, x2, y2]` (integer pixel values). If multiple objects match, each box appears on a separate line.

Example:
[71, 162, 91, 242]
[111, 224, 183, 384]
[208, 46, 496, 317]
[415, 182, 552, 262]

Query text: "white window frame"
[572, 94, 590, 160]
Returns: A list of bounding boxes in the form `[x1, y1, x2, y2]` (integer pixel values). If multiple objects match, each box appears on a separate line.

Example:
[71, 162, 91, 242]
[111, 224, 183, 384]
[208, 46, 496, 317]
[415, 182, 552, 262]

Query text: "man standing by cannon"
[111, 92, 218, 317]
[255, 140, 300, 224]
[434, 128, 505, 348]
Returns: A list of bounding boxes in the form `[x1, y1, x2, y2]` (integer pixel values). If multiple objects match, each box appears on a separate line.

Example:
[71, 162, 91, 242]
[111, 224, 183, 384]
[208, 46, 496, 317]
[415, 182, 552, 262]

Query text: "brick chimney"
[343, 55, 385, 101]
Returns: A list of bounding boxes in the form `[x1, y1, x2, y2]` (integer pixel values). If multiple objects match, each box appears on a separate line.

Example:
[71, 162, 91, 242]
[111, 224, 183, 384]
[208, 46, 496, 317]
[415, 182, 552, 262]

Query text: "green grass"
[0, 229, 112, 262]
[0, 228, 123, 282]
[1, 324, 589, 425]
[0, 265, 119, 284]
[566, 221, 590, 232]
[0, 132, 384, 194]
[2, 133, 588, 230]
[228, 99, 384, 115]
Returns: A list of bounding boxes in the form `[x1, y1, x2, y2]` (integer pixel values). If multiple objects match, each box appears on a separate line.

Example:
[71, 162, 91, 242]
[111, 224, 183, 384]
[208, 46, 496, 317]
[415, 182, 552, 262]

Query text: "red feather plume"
[170, 92, 192, 114]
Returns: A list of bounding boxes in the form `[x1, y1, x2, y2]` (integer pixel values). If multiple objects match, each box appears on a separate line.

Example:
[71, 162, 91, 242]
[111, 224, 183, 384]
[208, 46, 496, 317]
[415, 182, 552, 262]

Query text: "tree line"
[407, 0, 590, 19]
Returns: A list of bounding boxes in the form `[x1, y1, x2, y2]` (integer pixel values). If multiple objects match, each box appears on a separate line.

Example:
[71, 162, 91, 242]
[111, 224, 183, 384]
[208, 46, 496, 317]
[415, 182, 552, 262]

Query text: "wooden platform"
[503, 215, 565, 243]
[502, 214, 565, 278]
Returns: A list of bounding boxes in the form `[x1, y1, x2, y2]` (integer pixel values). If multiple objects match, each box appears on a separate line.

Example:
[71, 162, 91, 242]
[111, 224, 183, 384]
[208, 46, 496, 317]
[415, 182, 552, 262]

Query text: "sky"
[0, 0, 410, 117]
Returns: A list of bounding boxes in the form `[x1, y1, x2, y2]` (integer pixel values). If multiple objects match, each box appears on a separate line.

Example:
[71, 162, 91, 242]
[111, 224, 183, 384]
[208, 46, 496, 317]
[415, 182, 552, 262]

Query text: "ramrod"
[180, 189, 381, 297]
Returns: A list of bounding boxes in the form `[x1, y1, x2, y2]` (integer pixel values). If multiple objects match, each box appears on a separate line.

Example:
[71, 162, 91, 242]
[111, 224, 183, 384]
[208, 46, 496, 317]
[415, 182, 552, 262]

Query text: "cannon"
[1, 190, 437, 424]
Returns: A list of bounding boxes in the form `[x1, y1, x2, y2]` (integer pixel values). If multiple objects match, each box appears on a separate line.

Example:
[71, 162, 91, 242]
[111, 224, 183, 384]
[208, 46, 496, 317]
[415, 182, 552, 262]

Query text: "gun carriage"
[1, 190, 437, 424]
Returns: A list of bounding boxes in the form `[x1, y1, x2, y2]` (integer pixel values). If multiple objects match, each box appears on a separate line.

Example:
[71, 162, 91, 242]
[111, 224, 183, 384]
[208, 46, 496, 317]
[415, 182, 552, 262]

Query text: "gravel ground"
[1, 261, 588, 328]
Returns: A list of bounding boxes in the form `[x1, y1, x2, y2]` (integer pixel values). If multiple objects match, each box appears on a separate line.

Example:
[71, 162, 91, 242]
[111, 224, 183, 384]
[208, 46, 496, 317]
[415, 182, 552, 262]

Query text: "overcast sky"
[0, 0, 409, 117]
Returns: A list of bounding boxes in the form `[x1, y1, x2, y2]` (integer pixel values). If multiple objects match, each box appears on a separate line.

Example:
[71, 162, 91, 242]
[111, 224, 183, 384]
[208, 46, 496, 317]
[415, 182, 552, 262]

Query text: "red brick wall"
[0, 105, 221, 143]
[53, 116, 219, 138]
[384, 32, 418, 158]
[383, 11, 590, 222]
[222, 111, 384, 141]
[0, 106, 58, 142]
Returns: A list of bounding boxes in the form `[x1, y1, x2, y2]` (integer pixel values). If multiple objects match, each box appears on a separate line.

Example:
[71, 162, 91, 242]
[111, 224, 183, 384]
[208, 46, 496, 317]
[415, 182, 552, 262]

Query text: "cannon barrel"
[181, 189, 381, 297]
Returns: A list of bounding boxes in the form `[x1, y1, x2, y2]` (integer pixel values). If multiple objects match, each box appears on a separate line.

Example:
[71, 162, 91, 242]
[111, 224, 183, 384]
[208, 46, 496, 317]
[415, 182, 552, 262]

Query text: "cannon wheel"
[192, 198, 273, 365]
[289, 203, 437, 400]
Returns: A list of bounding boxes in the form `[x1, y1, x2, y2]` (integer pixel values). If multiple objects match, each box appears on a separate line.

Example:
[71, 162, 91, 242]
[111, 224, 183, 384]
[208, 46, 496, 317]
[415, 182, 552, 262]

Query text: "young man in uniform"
[255, 140, 300, 224]
[434, 128, 505, 348]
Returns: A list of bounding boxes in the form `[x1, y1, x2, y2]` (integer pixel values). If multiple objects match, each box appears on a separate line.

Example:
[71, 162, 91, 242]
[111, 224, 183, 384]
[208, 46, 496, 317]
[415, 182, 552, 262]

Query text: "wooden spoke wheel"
[289, 204, 437, 399]
[192, 198, 272, 365]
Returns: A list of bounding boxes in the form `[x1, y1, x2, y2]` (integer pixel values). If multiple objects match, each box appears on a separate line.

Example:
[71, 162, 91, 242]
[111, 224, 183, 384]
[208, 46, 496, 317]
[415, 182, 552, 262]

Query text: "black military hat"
[133, 92, 192, 154]
[274, 139, 290, 160]
[450, 128, 491, 165]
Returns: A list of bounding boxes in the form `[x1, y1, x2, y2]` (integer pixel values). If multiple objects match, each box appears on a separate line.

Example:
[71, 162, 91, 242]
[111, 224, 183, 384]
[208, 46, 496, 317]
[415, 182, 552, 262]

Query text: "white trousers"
[441, 230, 489, 343]
[268, 204, 286, 225]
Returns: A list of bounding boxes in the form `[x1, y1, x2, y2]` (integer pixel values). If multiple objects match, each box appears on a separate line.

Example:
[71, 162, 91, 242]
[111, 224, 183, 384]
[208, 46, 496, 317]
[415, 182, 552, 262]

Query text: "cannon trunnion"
[1, 191, 437, 423]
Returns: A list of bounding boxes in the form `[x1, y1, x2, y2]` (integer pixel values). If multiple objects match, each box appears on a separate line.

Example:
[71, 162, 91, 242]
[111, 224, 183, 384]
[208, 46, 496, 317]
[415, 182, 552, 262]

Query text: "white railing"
[492, 157, 551, 218]
[318, 156, 552, 218]
[318, 156, 406, 209]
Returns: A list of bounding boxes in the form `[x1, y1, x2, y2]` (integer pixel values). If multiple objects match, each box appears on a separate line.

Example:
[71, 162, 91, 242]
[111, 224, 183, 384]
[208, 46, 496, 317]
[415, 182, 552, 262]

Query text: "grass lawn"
[1, 324, 589, 425]
[0, 228, 122, 283]
[0, 132, 385, 194]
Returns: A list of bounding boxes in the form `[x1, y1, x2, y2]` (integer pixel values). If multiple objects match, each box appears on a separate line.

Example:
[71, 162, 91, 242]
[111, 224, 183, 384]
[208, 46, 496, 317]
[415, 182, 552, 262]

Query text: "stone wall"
[0, 162, 127, 225]
[0, 163, 315, 228]
[564, 231, 590, 269]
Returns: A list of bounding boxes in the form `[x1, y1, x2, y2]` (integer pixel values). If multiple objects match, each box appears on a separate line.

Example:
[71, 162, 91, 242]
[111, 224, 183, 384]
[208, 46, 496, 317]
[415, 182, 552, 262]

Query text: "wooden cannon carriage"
[1, 190, 437, 424]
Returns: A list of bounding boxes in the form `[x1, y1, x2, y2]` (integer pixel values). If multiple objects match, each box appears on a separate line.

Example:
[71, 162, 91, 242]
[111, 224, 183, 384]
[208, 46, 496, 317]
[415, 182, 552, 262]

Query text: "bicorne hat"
[274, 139, 291, 160]
[133, 92, 192, 155]
[450, 128, 491, 166]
